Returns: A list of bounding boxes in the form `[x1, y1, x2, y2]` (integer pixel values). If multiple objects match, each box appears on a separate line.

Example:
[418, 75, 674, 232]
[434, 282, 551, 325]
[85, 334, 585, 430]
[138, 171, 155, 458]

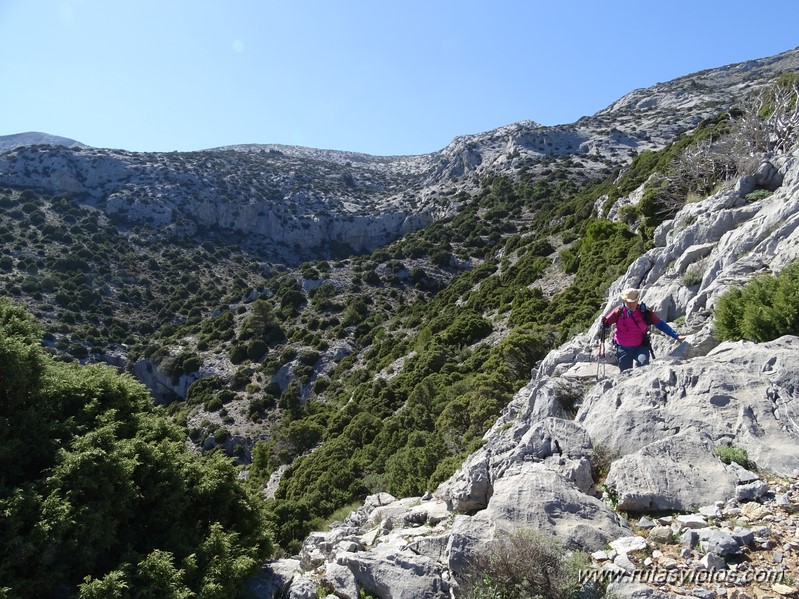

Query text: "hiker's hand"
[676, 335, 687, 343]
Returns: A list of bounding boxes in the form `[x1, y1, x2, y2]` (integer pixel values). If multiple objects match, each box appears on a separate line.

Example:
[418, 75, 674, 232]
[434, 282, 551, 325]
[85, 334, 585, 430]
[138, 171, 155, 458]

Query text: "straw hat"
[620, 288, 640, 302]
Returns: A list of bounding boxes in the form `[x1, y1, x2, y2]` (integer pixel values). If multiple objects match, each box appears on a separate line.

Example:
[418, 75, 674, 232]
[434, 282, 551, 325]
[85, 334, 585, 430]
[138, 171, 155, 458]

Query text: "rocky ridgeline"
[245, 142, 799, 597]
[3, 49, 799, 264]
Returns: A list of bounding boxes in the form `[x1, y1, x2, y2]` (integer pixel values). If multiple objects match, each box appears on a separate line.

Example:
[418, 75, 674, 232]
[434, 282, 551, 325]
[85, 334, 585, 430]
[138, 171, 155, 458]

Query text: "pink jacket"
[602, 306, 662, 347]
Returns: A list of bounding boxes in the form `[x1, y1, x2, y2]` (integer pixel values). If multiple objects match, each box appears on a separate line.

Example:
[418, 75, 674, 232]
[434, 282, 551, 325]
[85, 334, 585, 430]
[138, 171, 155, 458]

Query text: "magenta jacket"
[602, 305, 668, 347]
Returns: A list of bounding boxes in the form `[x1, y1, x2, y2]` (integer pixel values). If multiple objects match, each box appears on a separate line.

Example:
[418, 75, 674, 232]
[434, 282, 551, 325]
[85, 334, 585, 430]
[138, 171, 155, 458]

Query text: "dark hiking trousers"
[616, 344, 650, 371]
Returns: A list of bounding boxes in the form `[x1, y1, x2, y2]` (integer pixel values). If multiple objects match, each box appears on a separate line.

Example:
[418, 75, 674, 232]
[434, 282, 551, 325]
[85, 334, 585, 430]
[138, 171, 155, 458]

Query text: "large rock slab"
[337, 544, 451, 599]
[603, 431, 737, 512]
[577, 337, 799, 476]
[438, 417, 596, 512]
[446, 462, 630, 577]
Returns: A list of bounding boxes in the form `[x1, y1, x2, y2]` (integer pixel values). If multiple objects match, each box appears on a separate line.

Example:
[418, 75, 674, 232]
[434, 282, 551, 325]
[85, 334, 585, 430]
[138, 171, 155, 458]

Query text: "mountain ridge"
[5, 47, 799, 160]
[0, 131, 87, 153]
[5, 45, 799, 265]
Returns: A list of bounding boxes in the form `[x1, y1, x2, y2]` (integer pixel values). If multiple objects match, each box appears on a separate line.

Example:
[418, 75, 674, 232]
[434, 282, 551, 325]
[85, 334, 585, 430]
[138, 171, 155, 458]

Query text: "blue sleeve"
[655, 319, 680, 339]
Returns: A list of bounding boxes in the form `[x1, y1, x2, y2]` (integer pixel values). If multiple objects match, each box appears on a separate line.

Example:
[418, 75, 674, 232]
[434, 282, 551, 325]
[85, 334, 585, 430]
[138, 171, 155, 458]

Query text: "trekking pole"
[597, 326, 607, 380]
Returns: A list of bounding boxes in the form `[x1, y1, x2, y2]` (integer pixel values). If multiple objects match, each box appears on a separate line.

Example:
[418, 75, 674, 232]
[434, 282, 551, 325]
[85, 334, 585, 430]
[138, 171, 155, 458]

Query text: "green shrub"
[298, 350, 321, 366]
[617, 203, 641, 224]
[247, 339, 268, 361]
[0, 300, 272, 597]
[205, 396, 224, 412]
[745, 189, 773, 202]
[559, 248, 579, 274]
[714, 260, 799, 341]
[229, 344, 248, 364]
[714, 444, 751, 468]
[284, 420, 324, 454]
[312, 376, 330, 394]
[681, 264, 703, 287]
[213, 426, 231, 443]
[186, 376, 224, 406]
[526, 239, 555, 257]
[180, 353, 202, 374]
[438, 310, 492, 347]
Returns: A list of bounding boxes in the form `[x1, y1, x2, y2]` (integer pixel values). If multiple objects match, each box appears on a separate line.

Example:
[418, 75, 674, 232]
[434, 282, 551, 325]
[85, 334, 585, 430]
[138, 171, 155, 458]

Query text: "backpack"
[612, 303, 656, 358]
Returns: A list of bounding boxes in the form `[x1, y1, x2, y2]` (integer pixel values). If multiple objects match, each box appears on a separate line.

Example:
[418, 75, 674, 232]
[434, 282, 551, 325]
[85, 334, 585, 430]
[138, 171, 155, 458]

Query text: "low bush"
[229, 344, 248, 364]
[247, 338, 269, 361]
[714, 444, 751, 468]
[681, 264, 704, 287]
[745, 189, 773, 202]
[459, 529, 589, 599]
[714, 260, 799, 342]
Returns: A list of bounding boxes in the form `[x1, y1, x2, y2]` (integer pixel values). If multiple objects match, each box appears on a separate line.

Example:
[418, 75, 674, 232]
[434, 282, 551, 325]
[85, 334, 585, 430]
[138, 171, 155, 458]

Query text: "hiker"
[599, 288, 686, 372]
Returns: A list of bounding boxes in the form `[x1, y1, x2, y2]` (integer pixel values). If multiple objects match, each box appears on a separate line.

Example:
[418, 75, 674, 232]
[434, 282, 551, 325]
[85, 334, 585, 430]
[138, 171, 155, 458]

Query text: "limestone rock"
[338, 544, 451, 599]
[322, 562, 358, 599]
[244, 558, 299, 599]
[446, 462, 629, 577]
[604, 431, 737, 512]
[697, 527, 740, 556]
[610, 535, 649, 554]
[577, 337, 799, 477]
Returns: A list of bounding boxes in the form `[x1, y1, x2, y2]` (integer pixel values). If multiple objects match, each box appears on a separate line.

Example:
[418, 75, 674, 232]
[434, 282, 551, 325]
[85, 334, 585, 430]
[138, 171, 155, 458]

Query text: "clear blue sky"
[1, 1, 797, 156]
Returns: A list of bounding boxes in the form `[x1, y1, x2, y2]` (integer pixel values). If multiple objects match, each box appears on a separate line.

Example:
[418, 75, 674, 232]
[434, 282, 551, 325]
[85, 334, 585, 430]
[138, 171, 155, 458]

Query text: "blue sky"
[1, 1, 797, 156]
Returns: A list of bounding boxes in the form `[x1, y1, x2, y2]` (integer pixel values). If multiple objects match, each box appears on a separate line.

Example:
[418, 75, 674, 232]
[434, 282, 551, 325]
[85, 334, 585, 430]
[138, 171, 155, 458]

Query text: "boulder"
[604, 431, 737, 512]
[338, 544, 451, 599]
[439, 451, 492, 514]
[244, 558, 299, 599]
[286, 574, 317, 599]
[697, 527, 740, 556]
[322, 562, 359, 599]
[438, 417, 597, 512]
[446, 462, 630, 577]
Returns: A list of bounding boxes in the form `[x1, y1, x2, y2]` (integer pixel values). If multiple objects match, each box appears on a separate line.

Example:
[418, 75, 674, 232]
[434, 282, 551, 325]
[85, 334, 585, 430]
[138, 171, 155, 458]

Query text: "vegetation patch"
[714, 444, 752, 469]
[714, 260, 799, 342]
[458, 529, 590, 599]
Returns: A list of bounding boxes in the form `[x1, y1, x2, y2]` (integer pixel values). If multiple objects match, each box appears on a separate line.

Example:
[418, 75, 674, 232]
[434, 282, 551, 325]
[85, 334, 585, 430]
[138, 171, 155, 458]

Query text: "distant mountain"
[2, 47, 798, 266]
[0, 131, 87, 153]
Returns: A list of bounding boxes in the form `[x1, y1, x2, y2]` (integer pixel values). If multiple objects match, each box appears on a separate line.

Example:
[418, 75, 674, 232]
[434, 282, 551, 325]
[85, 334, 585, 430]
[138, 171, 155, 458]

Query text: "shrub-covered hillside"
[0, 298, 272, 597]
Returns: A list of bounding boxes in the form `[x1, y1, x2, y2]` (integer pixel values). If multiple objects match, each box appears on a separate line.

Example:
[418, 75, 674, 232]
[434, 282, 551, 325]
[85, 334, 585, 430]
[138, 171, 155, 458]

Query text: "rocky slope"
[251, 132, 799, 598]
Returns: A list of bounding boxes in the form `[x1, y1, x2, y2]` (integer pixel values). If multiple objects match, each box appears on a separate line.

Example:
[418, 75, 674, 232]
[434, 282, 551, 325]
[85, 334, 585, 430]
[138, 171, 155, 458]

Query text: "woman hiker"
[599, 288, 687, 372]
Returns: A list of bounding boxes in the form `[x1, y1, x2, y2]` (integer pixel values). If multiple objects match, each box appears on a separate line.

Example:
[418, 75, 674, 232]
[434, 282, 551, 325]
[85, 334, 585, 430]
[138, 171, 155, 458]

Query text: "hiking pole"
[597, 326, 607, 380]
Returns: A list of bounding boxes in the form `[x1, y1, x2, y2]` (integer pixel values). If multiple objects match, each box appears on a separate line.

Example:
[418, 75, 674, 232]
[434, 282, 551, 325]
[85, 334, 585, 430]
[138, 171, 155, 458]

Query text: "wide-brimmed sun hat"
[620, 288, 640, 302]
